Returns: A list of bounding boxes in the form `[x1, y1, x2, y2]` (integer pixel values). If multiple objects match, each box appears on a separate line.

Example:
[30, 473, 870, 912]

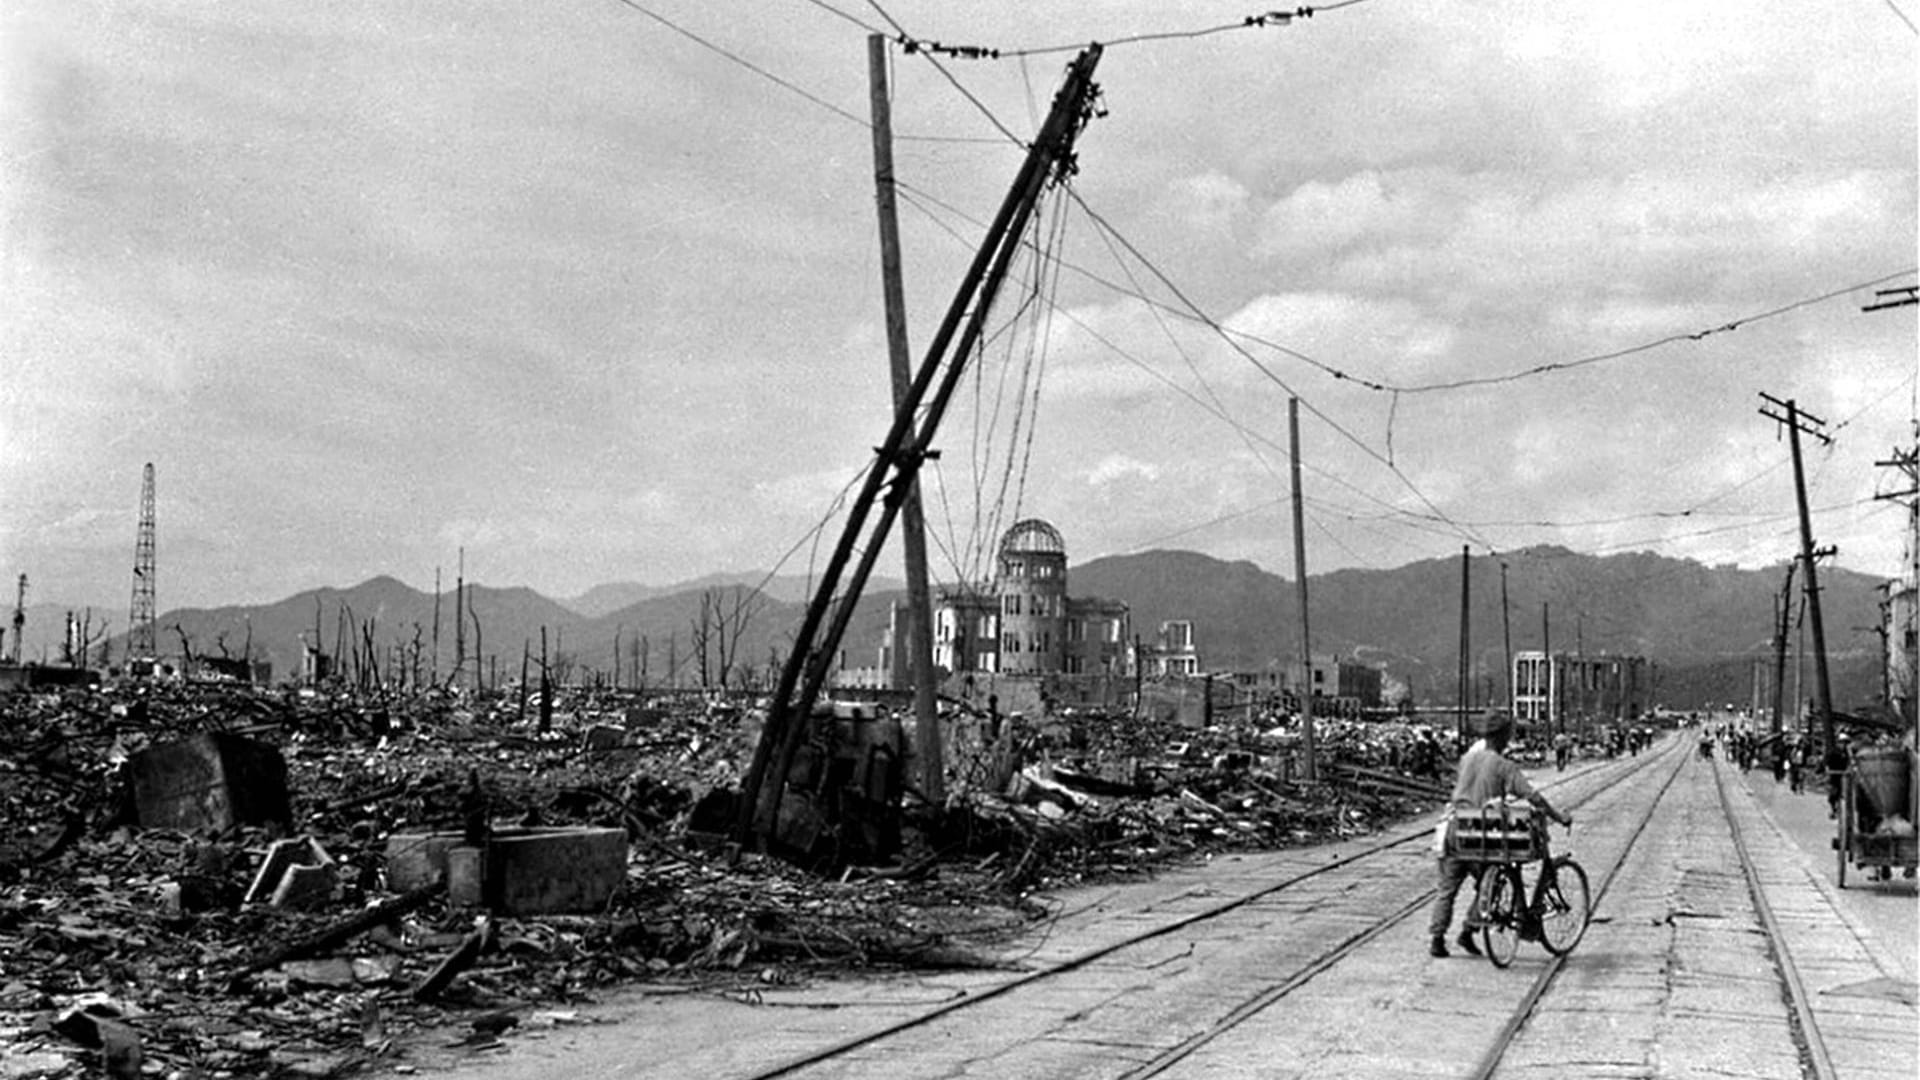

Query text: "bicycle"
[1450, 804, 1592, 968]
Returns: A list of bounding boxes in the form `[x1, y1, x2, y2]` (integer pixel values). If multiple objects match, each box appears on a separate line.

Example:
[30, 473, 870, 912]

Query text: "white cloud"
[1164, 171, 1250, 232]
[1085, 454, 1160, 487]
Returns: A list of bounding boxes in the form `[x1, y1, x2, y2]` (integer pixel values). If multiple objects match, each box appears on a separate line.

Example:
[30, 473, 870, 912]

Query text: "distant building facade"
[1273, 652, 1385, 717]
[1512, 649, 1649, 732]
[1136, 620, 1200, 677]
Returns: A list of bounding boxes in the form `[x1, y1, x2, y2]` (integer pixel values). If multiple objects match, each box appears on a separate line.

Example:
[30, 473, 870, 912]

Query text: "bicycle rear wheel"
[1537, 857, 1591, 955]
[1477, 866, 1522, 968]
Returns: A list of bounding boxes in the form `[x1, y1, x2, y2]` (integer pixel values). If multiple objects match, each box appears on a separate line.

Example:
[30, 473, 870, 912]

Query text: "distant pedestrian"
[1788, 740, 1806, 793]
[1770, 740, 1787, 784]
[1824, 735, 1851, 818]
[1553, 730, 1572, 772]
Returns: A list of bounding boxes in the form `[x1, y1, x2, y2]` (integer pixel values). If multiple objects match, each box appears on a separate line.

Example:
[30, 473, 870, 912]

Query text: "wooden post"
[539, 627, 552, 733]
[869, 33, 943, 805]
[1289, 397, 1316, 781]
[1457, 546, 1470, 740]
[1770, 566, 1792, 737]
[1500, 561, 1513, 712]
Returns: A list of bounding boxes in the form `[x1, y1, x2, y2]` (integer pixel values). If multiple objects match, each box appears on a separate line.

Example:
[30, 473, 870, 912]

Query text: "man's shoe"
[1455, 929, 1481, 956]
[1429, 934, 1449, 958]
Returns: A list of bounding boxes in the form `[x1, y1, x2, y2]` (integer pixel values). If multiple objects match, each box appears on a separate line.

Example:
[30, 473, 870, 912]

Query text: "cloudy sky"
[3, 0, 1915, 613]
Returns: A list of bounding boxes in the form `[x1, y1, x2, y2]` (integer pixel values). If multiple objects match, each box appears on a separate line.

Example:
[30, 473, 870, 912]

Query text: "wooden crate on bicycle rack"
[1446, 804, 1543, 862]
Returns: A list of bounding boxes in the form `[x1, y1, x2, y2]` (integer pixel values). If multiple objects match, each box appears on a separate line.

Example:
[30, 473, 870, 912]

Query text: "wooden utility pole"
[432, 567, 442, 685]
[1770, 561, 1794, 737]
[1542, 602, 1554, 736]
[454, 548, 467, 691]
[869, 33, 943, 805]
[1760, 394, 1836, 750]
[1500, 561, 1513, 710]
[539, 626, 553, 733]
[1288, 397, 1316, 780]
[737, 45, 1106, 845]
[1456, 546, 1471, 740]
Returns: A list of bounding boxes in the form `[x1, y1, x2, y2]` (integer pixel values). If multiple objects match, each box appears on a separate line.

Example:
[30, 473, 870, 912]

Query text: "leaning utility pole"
[1760, 394, 1836, 749]
[1289, 397, 1316, 780]
[737, 45, 1105, 846]
[869, 33, 943, 805]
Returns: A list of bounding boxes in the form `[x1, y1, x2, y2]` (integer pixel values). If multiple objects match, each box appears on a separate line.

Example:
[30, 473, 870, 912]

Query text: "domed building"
[929, 519, 1131, 680]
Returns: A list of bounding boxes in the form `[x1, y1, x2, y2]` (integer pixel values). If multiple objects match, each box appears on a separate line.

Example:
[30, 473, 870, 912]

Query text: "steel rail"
[1463, 737, 1693, 1080]
[743, 740, 1676, 1080]
[1134, 741, 1687, 1080]
[1708, 752, 1838, 1080]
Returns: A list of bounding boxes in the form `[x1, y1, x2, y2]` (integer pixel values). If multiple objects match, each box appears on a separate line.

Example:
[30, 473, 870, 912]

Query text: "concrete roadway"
[381, 741, 1917, 1079]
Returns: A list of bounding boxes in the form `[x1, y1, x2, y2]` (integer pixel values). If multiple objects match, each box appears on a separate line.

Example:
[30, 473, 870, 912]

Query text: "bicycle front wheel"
[1478, 866, 1522, 968]
[1538, 858, 1591, 956]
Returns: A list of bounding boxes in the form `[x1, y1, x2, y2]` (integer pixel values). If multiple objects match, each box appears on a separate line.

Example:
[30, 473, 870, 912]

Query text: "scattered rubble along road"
[0, 682, 1447, 1078]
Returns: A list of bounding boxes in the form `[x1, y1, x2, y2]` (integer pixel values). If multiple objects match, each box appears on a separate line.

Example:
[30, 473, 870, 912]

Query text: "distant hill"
[561, 573, 902, 618]
[61, 547, 1897, 713]
[4, 602, 120, 666]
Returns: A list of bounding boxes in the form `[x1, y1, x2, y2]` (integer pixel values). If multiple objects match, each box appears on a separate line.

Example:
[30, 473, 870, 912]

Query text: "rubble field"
[0, 682, 1447, 1078]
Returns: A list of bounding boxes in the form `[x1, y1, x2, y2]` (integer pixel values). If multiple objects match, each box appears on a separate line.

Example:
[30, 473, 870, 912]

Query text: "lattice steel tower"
[128, 463, 157, 663]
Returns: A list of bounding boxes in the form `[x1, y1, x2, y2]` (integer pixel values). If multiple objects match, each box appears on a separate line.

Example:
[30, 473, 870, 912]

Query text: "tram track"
[742, 739, 1689, 1080]
[1464, 736, 1694, 1080]
[1707, 753, 1836, 1080]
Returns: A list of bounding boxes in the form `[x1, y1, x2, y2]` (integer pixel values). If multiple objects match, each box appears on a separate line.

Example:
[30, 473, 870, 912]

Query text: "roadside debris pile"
[0, 683, 1447, 1077]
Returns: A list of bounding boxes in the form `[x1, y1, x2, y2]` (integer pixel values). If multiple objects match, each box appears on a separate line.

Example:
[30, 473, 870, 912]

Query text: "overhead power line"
[863, 2, 1374, 61]
[1881, 0, 1920, 36]
[608, 0, 1003, 144]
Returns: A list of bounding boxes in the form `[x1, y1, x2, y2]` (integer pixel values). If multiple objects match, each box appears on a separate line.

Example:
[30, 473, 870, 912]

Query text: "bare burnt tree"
[172, 623, 196, 669]
[689, 585, 767, 691]
[91, 615, 113, 669]
[695, 591, 718, 684]
[70, 609, 110, 668]
[408, 624, 425, 690]
[467, 597, 484, 693]
[717, 585, 764, 690]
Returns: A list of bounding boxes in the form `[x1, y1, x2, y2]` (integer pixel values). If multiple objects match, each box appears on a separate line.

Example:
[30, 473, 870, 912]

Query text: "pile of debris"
[0, 683, 1446, 1077]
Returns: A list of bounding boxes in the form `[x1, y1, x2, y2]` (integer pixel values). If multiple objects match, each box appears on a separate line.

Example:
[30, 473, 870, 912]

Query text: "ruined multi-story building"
[928, 519, 1130, 679]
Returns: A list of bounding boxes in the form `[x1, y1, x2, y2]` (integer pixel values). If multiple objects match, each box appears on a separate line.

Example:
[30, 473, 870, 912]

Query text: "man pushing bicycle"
[1428, 711, 1574, 958]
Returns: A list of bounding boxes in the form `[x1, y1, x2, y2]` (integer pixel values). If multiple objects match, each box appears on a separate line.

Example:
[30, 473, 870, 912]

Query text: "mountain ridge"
[22, 548, 1896, 712]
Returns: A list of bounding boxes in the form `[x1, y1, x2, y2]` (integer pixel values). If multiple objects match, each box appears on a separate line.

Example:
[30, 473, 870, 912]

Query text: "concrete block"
[271, 862, 337, 910]
[244, 837, 333, 905]
[583, 724, 628, 751]
[384, 827, 627, 915]
[490, 827, 626, 915]
[385, 832, 464, 892]
[446, 845, 486, 907]
[129, 733, 291, 832]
